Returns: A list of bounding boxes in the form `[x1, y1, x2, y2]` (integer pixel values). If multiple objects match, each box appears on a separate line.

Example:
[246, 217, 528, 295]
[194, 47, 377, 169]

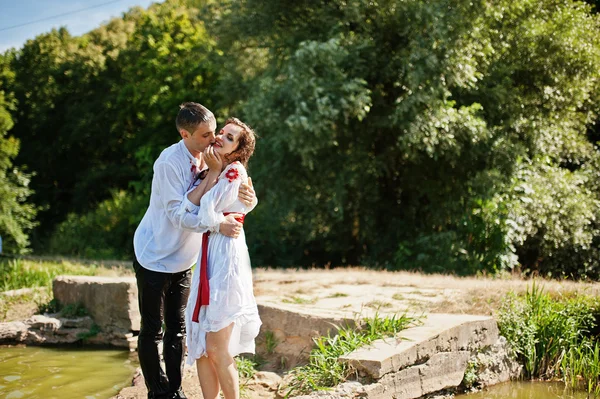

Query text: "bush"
[48, 190, 146, 260]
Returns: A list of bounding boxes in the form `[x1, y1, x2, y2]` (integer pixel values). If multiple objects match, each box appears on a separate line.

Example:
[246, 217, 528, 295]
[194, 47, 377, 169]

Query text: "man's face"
[182, 119, 217, 154]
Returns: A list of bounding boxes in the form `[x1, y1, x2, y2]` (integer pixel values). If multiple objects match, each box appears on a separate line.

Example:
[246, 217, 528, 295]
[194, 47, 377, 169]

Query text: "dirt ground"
[252, 267, 600, 316]
[5, 265, 599, 323]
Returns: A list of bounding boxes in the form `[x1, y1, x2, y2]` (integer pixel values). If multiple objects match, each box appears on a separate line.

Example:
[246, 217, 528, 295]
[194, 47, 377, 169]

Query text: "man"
[133, 102, 256, 399]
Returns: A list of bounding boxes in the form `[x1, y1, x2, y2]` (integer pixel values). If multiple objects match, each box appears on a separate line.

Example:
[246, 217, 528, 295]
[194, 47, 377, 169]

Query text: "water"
[0, 346, 136, 399]
[456, 381, 592, 399]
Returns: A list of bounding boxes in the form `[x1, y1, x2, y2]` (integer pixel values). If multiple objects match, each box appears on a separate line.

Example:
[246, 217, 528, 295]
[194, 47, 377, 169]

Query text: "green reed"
[561, 338, 600, 396]
[498, 283, 600, 396]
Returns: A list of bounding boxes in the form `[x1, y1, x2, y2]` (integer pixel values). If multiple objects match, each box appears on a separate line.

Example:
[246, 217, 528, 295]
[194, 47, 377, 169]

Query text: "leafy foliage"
[2, 0, 600, 278]
[48, 191, 146, 259]
[0, 51, 37, 253]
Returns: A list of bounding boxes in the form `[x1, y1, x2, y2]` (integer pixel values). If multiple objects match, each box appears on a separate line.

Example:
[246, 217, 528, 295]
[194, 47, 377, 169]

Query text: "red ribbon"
[192, 213, 246, 323]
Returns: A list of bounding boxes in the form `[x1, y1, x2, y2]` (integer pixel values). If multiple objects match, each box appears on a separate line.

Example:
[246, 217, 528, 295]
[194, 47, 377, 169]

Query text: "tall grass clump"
[283, 313, 419, 395]
[0, 258, 98, 291]
[497, 283, 600, 394]
[561, 338, 600, 396]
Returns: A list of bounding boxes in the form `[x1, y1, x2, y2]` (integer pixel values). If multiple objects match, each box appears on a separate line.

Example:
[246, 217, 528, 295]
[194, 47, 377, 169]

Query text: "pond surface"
[0, 346, 136, 399]
[456, 381, 591, 399]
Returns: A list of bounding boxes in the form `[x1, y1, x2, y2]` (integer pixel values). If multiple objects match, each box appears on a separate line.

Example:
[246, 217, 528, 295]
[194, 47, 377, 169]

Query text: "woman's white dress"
[185, 162, 261, 364]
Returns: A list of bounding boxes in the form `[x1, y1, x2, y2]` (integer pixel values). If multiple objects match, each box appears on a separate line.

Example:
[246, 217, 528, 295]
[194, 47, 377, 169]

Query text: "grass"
[236, 355, 263, 398]
[327, 292, 348, 298]
[363, 300, 392, 309]
[282, 296, 318, 305]
[0, 288, 52, 322]
[236, 356, 259, 379]
[77, 323, 101, 341]
[0, 258, 130, 292]
[60, 302, 90, 318]
[264, 330, 278, 355]
[0, 257, 131, 322]
[562, 339, 600, 396]
[282, 313, 420, 396]
[1, 258, 96, 291]
[498, 283, 600, 394]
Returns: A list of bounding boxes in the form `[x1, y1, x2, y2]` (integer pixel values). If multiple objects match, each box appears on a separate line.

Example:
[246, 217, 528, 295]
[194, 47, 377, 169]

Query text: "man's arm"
[155, 161, 213, 233]
[187, 145, 222, 206]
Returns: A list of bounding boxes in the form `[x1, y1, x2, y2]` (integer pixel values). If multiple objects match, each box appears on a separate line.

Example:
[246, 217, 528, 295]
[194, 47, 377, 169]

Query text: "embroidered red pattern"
[225, 168, 239, 182]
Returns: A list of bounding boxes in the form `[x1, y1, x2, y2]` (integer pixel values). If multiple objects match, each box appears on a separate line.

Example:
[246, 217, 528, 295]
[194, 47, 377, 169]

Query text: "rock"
[289, 381, 368, 399]
[372, 367, 422, 399]
[258, 303, 357, 363]
[0, 321, 28, 342]
[251, 371, 282, 390]
[27, 315, 61, 331]
[0, 314, 130, 347]
[61, 316, 94, 329]
[470, 336, 522, 387]
[53, 275, 140, 332]
[417, 351, 470, 394]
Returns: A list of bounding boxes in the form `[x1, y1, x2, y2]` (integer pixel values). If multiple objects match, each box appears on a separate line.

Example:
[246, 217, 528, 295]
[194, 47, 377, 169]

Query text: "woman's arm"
[187, 146, 222, 206]
[187, 169, 219, 206]
[197, 163, 247, 232]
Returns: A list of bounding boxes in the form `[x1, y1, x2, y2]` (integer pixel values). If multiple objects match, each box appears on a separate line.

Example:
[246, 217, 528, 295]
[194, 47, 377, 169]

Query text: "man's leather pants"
[134, 259, 191, 399]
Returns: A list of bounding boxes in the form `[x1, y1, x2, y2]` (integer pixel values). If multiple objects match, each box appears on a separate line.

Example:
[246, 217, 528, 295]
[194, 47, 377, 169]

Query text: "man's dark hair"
[176, 102, 215, 134]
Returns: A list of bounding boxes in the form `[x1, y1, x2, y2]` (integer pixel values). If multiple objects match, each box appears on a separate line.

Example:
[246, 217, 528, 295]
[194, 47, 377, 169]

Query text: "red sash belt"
[191, 212, 246, 323]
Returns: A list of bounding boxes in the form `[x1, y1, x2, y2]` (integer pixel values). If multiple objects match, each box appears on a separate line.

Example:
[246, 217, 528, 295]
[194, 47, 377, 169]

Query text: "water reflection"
[0, 346, 136, 399]
[457, 381, 590, 399]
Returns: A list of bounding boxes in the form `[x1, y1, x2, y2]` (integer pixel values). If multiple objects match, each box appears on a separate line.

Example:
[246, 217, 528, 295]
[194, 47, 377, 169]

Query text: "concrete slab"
[53, 275, 140, 332]
[258, 303, 357, 361]
[339, 313, 498, 379]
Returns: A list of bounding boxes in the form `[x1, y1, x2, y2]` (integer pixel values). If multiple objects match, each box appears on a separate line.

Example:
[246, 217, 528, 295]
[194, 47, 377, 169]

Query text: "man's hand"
[238, 177, 256, 208]
[204, 145, 223, 172]
[219, 214, 243, 238]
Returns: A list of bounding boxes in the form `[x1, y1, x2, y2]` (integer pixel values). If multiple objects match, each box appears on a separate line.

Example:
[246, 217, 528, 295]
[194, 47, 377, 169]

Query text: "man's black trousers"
[133, 259, 191, 399]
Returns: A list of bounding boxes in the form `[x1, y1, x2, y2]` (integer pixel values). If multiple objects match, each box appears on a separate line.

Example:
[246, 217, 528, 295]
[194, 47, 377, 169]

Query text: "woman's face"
[214, 123, 242, 160]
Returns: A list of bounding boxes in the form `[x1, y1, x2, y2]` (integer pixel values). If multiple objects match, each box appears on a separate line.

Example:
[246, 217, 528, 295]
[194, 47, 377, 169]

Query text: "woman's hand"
[203, 145, 223, 172]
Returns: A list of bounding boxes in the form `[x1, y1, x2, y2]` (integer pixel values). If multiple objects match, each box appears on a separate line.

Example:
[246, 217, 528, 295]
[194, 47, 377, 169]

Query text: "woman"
[185, 117, 261, 399]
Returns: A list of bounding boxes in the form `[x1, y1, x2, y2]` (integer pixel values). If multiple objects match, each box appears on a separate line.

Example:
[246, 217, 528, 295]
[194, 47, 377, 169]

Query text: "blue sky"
[0, 0, 164, 52]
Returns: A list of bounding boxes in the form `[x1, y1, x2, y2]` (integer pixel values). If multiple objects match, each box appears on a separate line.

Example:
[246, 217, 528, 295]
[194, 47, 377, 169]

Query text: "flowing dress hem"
[185, 310, 261, 365]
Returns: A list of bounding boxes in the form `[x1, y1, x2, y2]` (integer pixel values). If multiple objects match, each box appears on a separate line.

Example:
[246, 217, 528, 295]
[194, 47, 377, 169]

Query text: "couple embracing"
[133, 102, 261, 399]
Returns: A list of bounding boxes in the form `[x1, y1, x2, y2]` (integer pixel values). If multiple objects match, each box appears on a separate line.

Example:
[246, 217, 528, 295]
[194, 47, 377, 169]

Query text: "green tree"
[112, 0, 223, 193]
[0, 51, 37, 253]
[209, 0, 600, 276]
[46, 1, 225, 258]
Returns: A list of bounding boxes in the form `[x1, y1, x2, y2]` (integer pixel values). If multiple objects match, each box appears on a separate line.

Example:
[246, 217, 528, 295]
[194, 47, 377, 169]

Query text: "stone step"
[257, 302, 358, 365]
[339, 313, 499, 379]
